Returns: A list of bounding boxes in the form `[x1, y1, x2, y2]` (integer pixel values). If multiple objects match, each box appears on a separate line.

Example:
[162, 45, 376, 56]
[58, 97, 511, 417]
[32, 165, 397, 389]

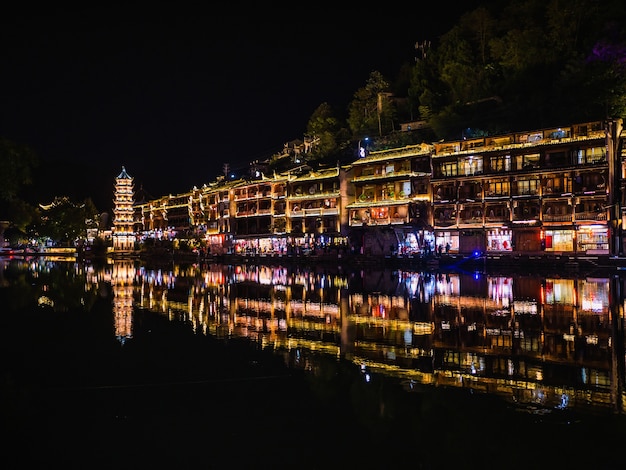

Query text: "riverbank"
[5, 247, 626, 276]
[167, 250, 626, 275]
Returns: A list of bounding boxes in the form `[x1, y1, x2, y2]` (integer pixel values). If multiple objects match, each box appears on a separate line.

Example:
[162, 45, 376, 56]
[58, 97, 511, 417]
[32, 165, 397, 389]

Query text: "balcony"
[484, 191, 510, 198]
[485, 215, 509, 224]
[352, 168, 414, 183]
[511, 215, 540, 224]
[575, 211, 607, 221]
[371, 218, 392, 226]
[543, 213, 573, 223]
[235, 210, 255, 217]
[289, 189, 340, 201]
[303, 208, 322, 217]
[291, 207, 339, 218]
[433, 219, 457, 228]
[459, 216, 484, 225]
[320, 207, 339, 216]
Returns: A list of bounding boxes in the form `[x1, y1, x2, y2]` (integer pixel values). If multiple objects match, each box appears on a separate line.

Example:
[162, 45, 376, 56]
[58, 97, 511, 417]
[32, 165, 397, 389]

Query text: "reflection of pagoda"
[112, 260, 135, 344]
[113, 166, 135, 252]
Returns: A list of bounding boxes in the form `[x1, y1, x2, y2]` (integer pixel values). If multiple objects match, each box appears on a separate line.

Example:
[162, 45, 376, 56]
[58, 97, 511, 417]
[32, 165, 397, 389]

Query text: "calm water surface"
[2, 256, 625, 469]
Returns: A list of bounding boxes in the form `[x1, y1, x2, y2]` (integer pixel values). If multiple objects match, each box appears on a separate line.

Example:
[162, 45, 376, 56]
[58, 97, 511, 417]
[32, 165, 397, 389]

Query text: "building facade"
[430, 121, 614, 256]
[127, 118, 625, 259]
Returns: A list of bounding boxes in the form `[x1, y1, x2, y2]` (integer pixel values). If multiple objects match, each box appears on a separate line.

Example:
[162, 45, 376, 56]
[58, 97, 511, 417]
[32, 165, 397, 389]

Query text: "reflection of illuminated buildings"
[111, 260, 135, 344]
[127, 263, 625, 414]
[3, 258, 621, 414]
[425, 273, 617, 413]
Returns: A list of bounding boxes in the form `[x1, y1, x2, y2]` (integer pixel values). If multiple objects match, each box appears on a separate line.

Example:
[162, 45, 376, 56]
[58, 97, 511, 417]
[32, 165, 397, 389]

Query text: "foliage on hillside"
[304, 0, 626, 160]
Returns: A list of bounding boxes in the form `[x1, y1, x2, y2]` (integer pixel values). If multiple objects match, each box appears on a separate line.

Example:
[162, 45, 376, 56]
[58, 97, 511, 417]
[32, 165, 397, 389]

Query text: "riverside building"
[430, 120, 618, 257]
[127, 118, 625, 260]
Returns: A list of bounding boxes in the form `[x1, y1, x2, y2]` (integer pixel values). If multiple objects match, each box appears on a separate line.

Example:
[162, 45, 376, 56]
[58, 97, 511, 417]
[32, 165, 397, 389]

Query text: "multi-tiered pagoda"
[112, 166, 136, 252]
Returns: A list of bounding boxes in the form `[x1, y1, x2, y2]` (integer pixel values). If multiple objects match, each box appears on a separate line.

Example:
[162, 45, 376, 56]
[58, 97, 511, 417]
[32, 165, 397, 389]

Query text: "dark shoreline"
[162, 250, 626, 276]
[6, 248, 626, 276]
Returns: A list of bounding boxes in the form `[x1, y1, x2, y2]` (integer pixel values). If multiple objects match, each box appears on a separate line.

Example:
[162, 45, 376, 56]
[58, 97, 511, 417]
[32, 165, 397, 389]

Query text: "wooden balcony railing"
[575, 211, 607, 221]
[291, 207, 339, 218]
[542, 213, 573, 222]
[459, 216, 484, 224]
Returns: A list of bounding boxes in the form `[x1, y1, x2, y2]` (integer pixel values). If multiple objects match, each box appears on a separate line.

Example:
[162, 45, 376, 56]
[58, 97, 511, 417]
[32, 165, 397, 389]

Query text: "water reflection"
[3, 256, 625, 416]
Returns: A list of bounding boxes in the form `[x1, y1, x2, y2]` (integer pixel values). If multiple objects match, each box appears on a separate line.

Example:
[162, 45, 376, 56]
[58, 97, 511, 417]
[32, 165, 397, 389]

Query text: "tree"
[3, 199, 38, 233]
[403, 0, 626, 139]
[0, 138, 39, 226]
[408, 43, 447, 122]
[0, 138, 38, 201]
[32, 196, 98, 246]
[438, 14, 496, 106]
[305, 102, 349, 164]
[578, 5, 626, 120]
[347, 71, 396, 138]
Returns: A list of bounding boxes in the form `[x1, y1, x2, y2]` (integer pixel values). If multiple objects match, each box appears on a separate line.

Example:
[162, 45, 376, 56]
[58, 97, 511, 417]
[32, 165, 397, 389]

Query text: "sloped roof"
[117, 166, 132, 179]
[134, 184, 155, 204]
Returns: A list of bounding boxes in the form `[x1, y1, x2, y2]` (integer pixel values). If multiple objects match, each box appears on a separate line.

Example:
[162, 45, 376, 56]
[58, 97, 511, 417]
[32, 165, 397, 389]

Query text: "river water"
[2, 256, 625, 468]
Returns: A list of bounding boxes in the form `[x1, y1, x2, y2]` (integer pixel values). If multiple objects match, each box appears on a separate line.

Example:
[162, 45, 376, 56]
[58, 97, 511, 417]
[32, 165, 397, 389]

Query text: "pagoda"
[112, 166, 136, 252]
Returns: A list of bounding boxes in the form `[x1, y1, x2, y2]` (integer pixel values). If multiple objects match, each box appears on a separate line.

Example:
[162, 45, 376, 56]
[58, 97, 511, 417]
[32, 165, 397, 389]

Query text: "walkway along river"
[2, 255, 625, 468]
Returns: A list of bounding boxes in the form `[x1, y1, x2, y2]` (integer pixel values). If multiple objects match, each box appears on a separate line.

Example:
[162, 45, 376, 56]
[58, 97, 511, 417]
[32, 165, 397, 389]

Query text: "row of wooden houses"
[112, 119, 626, 259]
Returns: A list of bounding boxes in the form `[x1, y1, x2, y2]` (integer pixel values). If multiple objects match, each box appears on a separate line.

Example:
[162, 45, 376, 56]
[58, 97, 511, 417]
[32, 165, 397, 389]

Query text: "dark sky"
[0, 12, 481, 212]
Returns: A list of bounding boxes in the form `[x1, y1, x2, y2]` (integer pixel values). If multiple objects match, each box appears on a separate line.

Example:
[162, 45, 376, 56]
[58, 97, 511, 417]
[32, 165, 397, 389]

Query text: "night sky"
[1, 12, 481, 212]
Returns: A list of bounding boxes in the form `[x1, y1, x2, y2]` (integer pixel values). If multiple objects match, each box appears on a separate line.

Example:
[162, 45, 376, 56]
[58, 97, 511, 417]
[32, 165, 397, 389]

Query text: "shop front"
[232, 235, 288, 255]
[486, 228, 513, 252]
[542, 228, 575, 252]
[576, 224, 609, 254]
[396, 225, 435, 255]
[434, 230, 458, 254]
